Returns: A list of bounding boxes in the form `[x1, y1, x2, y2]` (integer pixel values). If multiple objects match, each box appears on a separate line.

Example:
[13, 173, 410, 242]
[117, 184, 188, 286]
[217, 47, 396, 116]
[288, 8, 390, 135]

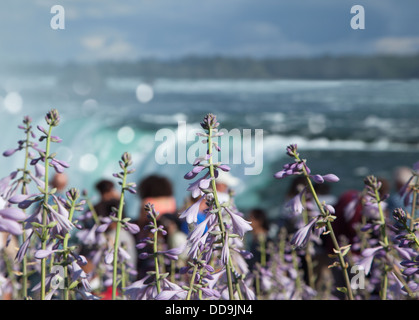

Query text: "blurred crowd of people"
[0, 163, 416, 299]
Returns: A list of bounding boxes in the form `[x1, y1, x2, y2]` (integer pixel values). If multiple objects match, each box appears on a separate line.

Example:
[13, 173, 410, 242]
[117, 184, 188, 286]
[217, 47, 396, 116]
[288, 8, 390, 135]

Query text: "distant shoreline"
[2, 54, 419, 80]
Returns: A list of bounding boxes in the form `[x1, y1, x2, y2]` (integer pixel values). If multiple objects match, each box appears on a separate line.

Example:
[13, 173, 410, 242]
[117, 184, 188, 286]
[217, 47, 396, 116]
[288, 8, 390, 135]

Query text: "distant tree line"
[4, 55, 419, 79]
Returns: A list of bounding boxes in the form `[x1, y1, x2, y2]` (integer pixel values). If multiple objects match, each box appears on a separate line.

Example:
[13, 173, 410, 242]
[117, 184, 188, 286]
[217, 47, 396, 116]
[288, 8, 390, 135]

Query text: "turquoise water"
[1, 73, 419, 220]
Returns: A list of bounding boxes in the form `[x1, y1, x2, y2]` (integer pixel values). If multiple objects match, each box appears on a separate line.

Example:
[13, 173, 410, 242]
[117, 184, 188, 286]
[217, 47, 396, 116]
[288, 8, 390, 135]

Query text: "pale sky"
[0, 0, 418, 64]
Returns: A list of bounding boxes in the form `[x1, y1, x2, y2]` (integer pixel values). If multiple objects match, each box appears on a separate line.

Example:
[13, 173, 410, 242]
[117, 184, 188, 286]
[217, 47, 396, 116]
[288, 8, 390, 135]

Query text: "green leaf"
[159, 273, 169, 280]
[47, 221, 58, 229]
[341, 245, 352, 257]
[336, 287, 348, 294]
[31, 222, 43, 228]
[69, 280, 79, 290]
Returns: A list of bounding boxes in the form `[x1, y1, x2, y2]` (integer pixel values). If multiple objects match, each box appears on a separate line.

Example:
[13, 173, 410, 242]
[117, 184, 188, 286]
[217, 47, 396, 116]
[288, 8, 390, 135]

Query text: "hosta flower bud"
[45, 109, 60, 127]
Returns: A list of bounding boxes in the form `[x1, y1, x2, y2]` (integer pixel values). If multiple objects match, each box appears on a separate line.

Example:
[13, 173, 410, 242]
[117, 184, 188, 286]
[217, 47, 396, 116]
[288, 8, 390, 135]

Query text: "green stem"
[301, 194, 316, 289]
[401, 220, 419, 248]
[85, 197, 100, 226]
[410, 177, 418, 228]
[374, 189, 389, 300]
[40, 125, 53, 300]
[393, 264, 415, 297]
[63, 200, 76, 300]
[186, 264, 199, 300]
[299, 157, 354, 300]
[207, 126, 235, 300]
[235, 281, 244, 300]
[20, 125, 31, 299]
[152, 215, 162, 294]
[278, 228, 286, 265]
[170, 260, 176, 283]
[259, 235, 267, 267]
[112, 167, 127, 300]
[291, 250, 302, 292]
[254, 270, 261, 299]
[121, 259, 126, 295]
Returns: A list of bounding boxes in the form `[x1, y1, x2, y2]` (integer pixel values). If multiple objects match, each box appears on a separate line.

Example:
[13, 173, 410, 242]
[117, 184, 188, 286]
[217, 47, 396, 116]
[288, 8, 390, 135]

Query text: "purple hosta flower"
[290, 217, 319, 249]
[158, 245, 185, 261]
[179, 196, 204, 224]
[364, 175, 390, 203]
[286, 144, 298, 157]
[188, 214, 212, 243]
[34, 248, 59, 260]
[123, 275, 152, 300]
[311, 174, 324, 184]
[76, 289, 101, 300]
[105, 249, 114, 265]
[230, 246, 251, 275]
[50, 135, 62, 143]
[187, 172, 212, 198]
[392, 208, 419, 249]
[0, 215, 22, 235]
[364, 175, 382, 191]
[200, 113, 220, 130]
[46, 196, 74, 235]
[193, 153, 211, 166]
[118, 246, 132, 262]
[187, 231, 210, 260]
[123, 220, 140, 234]
[96, 216, 113, 233]
[312, 174, 339, 184]
[400, 254, 419, 277]
[274, 161, 304, 180]
[50, 158, 70, 174]
[357, 246, 385, 275]
[184, 164, 209, 180]
[186, 212, 220, 260]
[68, 258, 92, 292]
[45, 109, 60, 127]
[201, 269, 226, 290]
[393, 208, 409, 227]
[199, 287, 222, 299]
[258, 265, 274, 292]
[28, 171, 45, 190]
[0, 207, 26, 221]
[9, 193, 43, 210]
[154, 288, 187, 300]
[224, 207, 252, 238]
[15, 230, 34, 263]
[0, 172, 18, 198]
[323, 174, 340, 183]
[403, 280, 419, 294]
[148, 223, 167, 236]
[0, 207, 26, 235]
[155, 279, 191, 300]
[323, 203, 335, 214]
[217, 164, 231, 172]
[2, 149, 19, 157]
[361, 199, 381, 220]
[285, 192, 305, 215]
[236, 277, 256, 300]
[221, 233, 230, 265]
